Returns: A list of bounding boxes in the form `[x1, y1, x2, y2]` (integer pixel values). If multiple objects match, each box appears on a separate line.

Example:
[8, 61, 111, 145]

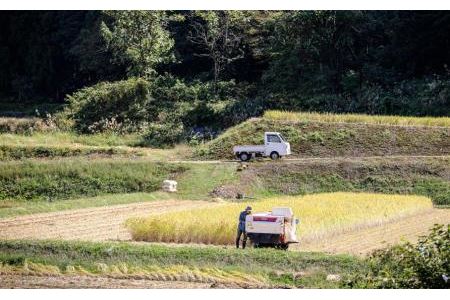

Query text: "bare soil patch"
[0, 200, 217, 241]
[0, 273, 212, 288]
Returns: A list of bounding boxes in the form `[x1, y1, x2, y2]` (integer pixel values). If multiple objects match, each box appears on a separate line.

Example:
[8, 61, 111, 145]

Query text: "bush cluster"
[264, 76, 450, 117]
[64, 78, 152, 134]
[0, 115, 58, 134]
[344, 224, 450, 288]
[62, 74, 255, 147]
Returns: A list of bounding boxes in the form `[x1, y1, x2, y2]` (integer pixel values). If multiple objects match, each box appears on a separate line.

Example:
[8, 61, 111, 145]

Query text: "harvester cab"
[245, 207, 299, 250]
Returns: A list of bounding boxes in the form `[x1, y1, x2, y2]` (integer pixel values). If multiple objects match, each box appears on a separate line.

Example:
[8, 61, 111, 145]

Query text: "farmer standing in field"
[236, 206, 252, 249]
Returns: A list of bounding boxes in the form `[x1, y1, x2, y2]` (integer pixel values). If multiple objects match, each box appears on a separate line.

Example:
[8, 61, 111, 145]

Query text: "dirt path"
[296, 208, 450, 256]
[0, 200, 218, 241]
[174, 154, 449, 164]
[0, 274, 213, 288]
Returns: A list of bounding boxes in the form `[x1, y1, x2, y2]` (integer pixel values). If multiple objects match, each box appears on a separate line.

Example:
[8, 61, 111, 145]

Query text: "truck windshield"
[278, 134, 286, 142]
[267, 135, 281, 143]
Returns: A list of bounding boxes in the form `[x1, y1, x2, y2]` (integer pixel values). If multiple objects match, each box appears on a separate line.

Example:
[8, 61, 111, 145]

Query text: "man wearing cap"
[236, 206, 252, 249]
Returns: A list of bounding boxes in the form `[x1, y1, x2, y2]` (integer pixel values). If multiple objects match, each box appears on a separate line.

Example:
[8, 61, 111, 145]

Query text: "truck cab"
[263, 132, 291, 159]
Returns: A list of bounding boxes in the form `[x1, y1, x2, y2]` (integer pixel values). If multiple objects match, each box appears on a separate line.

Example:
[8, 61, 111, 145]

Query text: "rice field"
[126, 192, 433, 245]
[264, 110, 450, 127]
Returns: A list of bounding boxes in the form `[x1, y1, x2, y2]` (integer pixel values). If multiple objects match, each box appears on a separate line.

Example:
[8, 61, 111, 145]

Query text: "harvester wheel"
[279, 244, 289, 250]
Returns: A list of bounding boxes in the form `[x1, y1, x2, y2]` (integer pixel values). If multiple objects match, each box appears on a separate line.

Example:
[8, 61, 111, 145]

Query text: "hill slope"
[212, 156, 450, 205]
[195, 113, 450, 160]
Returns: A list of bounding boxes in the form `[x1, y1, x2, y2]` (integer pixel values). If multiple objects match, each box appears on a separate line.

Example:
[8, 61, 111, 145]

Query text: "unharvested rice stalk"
[264, 110, 450, 127]
[126, 192, 433, 245]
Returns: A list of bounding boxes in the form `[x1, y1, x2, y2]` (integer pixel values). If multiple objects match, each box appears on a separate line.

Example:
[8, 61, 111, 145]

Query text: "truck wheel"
[270, 151, 280, 160]
[239, 152, 250, 162]
[279, 244, 289, 251]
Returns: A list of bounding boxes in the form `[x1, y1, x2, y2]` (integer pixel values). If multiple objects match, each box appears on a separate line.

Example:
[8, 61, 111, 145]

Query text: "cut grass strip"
[0, 132, 191, 160]
[0, 239, 364, 288]
[0, 132, 141, 147]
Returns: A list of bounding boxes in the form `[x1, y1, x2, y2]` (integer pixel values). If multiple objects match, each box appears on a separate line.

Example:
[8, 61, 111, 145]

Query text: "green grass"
[0, 192, 173, 219]
[1, 131, 141, 147]
[0, 144, 141, 160]
[0, 159, 186, 202]
[0, 160, 241, 218]
[264, 110, 450, 127]
[0, 240, 364, 288]
[195, 116, 450, 160]
[176, 163, 239, 200]
[0, 132, 191, 160]
[0, 131, 146, 160]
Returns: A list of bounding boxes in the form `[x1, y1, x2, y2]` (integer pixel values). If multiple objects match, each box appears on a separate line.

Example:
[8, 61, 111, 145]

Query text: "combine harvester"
[245, 207, 299, 250]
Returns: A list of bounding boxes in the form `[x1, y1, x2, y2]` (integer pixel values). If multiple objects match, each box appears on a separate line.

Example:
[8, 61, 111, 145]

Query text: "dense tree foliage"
[101, 11, 174, 78]
[0, 11, 449, 119]
[187, 11, 247, 90]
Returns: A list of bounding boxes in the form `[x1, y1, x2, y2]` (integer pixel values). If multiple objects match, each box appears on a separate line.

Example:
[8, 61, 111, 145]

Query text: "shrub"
[65, 78, 152, 133]
[344, 224, 450, 288]
[218, 97, 266, 127]
[0, 116, 58, 134]
[262, 75, 450, 117]
[151, 75, 204, 104]
[139, 121, 185, 148]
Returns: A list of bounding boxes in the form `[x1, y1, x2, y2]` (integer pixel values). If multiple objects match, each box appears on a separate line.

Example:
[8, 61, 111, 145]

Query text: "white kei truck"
[245, 207, 299, 250]
[232, 132, 291, 161]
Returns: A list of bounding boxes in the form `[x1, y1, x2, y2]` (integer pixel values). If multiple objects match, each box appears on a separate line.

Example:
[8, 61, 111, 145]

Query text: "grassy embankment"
[0, 156, 448, 217]
[241, 157, 450, 206]
[0, 155, 448, 218]
[127, 192, 432, 245]
[0, 113, 190, 160]
[0, 160, 238, 218]
[0, 239, 364, 288]
[195, 111, 450, 159]
[0, 128, 189, 160]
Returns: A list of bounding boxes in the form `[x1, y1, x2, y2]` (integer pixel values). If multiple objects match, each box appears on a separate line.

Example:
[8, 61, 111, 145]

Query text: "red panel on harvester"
[252, 216, 278, 222]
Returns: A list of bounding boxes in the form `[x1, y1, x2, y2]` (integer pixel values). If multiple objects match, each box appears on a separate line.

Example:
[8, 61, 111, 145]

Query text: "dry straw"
[264, 110, 450, 127]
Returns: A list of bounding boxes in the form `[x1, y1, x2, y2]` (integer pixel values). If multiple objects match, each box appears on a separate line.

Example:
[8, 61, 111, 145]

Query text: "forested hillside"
[0, 11, 449, 142]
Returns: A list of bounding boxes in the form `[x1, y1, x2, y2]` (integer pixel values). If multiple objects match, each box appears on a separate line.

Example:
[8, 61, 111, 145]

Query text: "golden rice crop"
[264, 110, 450, 127]
[126, 192, 433, 245]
